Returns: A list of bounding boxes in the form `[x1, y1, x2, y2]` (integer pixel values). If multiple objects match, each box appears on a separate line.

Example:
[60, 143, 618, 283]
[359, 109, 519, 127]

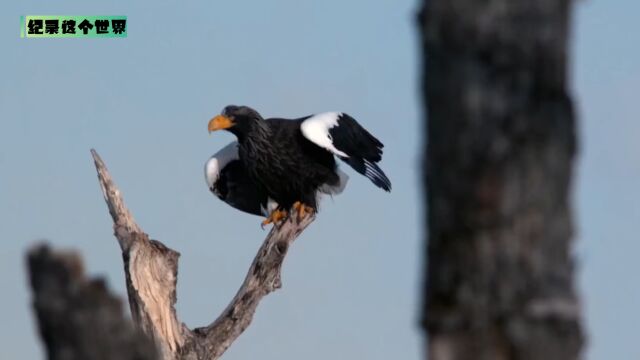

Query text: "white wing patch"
[205, 141, 239, 190]
[300, 112, 349, 158]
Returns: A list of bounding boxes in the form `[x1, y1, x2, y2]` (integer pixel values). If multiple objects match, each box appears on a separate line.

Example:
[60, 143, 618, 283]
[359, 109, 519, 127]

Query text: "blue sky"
[0, 1, 637, 359]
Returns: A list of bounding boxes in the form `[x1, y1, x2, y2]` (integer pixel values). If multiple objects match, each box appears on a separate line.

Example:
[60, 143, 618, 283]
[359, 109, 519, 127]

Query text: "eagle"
[205, 105, 391, 226]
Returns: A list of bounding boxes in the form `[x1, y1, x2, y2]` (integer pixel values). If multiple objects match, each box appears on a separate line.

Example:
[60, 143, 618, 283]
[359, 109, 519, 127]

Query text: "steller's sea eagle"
[205, 105, 391, 226]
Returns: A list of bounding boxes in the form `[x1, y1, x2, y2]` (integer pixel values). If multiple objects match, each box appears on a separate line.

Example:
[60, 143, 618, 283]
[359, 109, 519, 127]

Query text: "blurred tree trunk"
[419, 0, 584, 359]
[27, 245, 158, 360]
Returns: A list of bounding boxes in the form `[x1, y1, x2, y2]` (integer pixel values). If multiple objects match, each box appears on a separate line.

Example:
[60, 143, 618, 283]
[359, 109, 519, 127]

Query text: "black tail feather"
[342, 157, 392, 192]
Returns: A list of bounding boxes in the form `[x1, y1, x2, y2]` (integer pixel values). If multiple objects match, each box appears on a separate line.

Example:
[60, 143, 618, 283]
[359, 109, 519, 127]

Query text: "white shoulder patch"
[300, 112, 349, 158]
[205, 141, 239, 189]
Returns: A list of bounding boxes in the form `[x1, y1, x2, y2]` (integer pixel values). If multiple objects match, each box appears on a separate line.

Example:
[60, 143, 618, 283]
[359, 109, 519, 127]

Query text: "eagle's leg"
[261, 209, 288, 228]
[292, 201, 314, 220]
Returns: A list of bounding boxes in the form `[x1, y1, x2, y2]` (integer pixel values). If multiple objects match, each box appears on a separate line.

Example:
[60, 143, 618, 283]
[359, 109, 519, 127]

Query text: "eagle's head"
[208, 105, 263, 141]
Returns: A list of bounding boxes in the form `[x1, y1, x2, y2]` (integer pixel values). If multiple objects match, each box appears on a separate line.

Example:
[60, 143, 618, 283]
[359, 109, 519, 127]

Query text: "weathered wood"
[418, 0, 584, 359]
[193, 216, 313, 359]
[89, 149, 314, 360]
[27, 244, 159, 360]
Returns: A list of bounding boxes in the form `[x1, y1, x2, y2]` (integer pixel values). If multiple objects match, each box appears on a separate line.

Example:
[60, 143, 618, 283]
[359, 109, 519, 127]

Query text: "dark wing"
[300, 112, 391, 191]
[205, 142, 274, 216]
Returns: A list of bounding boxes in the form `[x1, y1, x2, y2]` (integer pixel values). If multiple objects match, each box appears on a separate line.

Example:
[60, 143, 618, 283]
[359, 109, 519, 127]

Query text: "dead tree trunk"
[27, 244, 159, 360]
[28, 150, 314, 360]
[419, 0, 584, 359]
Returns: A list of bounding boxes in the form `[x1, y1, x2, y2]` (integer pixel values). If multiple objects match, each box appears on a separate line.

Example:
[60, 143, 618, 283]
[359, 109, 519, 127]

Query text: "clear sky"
[0, 1, 636, 359]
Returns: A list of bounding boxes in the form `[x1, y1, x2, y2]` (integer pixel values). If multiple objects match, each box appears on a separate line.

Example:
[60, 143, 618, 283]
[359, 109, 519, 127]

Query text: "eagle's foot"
[292, 201, 314, 221]
[261, 209, 288, 228]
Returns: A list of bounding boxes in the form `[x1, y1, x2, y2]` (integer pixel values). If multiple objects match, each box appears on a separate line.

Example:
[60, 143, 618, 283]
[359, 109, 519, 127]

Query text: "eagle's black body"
[214, 159, 268, 216]
[212, 105, 391, 214]
[238, 117, 339, 211]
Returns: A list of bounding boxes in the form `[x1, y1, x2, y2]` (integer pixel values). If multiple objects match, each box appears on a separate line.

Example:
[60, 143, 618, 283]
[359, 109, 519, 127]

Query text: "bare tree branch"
[194, 215, 314, 359]
[91, 149, 142, 252]
[89, 149, 314, 360]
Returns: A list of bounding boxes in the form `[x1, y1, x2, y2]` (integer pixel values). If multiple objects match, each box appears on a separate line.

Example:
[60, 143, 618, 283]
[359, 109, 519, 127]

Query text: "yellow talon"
[292, 201, 314, 220]
[261, 209, 288, 228]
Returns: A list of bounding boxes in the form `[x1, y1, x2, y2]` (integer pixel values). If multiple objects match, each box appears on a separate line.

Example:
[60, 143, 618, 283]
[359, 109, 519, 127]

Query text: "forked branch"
[89, 149, 315, 360]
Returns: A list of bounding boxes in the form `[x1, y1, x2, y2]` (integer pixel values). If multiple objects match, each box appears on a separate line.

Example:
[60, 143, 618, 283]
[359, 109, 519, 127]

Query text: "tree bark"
[418, 0, 584, 359]
[28, 150, 315, 360]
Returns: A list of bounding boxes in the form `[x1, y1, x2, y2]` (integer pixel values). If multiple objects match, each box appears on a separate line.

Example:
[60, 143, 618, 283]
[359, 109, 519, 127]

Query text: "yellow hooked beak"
[208, 115, 234, 133]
